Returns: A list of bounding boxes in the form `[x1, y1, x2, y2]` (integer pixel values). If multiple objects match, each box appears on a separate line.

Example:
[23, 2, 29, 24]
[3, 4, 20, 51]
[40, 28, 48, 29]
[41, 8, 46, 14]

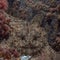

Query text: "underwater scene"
[0, 0, 60, 60]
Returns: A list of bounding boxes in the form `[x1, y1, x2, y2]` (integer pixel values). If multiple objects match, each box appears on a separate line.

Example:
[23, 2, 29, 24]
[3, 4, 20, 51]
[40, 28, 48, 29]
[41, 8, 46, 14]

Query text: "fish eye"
[33, 35, 37, 40]
[20, 34, 25, 40]
[33, 35, 40, 40]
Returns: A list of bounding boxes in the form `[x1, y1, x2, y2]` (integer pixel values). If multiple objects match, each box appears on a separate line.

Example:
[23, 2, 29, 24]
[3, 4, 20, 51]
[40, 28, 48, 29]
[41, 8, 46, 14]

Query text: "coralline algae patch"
[0, 47, 20, 60]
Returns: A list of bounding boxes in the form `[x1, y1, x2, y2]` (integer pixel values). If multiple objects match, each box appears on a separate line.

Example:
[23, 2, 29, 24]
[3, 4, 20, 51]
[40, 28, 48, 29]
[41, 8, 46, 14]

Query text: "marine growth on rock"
[0, 0, 11, 41]
[0, 47, 19, 60]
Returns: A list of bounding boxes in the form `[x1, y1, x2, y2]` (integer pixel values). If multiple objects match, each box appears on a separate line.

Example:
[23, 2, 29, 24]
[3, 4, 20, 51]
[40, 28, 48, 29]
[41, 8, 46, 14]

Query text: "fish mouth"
[19, 44, 45, 56]
[20, 46, 40, 49]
